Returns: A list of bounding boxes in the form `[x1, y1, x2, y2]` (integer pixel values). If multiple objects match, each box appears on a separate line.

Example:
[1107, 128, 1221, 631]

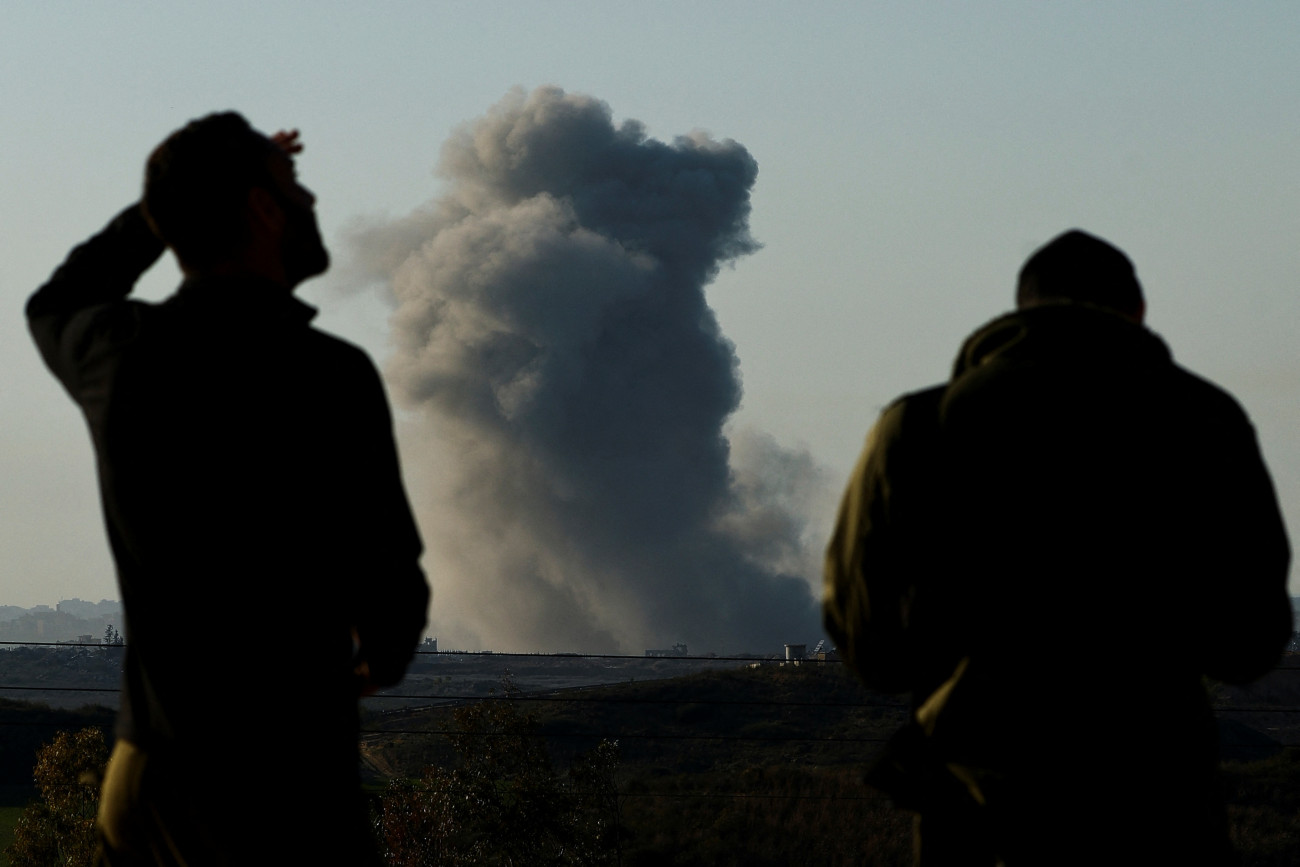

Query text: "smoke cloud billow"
[353, 87, 826, 653]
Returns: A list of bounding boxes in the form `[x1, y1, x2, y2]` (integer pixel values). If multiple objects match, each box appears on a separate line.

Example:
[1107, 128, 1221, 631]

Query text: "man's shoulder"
[886, 384, 947, 412]
[1167, 361, 1241, 400]
[879, 384, 946, 428]
[300, 325, 387, 392]
[302, 325, 373, 364]
[1161, 361, 1253, 427]
[869, 385, 947, 453]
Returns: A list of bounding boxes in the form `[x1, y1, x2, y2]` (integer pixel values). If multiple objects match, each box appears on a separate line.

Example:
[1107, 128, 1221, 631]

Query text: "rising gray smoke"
[351, 87, 827, 653]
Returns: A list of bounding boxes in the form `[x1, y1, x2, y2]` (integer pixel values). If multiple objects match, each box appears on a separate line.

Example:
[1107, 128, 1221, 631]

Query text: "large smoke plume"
[351, 87, 827, 653]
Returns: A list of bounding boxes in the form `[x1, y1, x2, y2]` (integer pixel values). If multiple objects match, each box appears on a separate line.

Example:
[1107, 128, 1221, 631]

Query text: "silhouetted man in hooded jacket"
[824, 231, 1291, 865]
[27, 114, 429, 865]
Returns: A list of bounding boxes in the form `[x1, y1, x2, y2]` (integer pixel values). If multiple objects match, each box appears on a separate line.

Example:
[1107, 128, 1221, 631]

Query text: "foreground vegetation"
[3, 660, 1298, 865]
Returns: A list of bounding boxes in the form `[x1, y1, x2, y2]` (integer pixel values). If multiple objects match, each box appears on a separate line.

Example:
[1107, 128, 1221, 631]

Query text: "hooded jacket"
[824, 303, 1291, 860]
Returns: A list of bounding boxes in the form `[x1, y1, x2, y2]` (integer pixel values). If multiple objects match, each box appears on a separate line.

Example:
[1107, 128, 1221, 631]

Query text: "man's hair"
[1017, 230, 1144, 317]
[142, 112, 277, 270]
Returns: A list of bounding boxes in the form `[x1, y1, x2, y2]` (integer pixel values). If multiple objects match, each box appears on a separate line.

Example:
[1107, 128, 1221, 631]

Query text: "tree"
[5, 727, 108, 867]
[375, 676, 621, 866]
[566, 739, 623, 866]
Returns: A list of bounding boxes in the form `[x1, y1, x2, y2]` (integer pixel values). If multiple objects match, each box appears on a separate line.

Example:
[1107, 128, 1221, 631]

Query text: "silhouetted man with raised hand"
[824, 231, 1292, 865]
[27, 113, 430, 865]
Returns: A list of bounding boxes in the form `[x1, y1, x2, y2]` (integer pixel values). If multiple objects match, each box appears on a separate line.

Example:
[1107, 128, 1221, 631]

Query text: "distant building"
[0, 603, 123, 645]
[784, 644, 807, 661]
[58, 598, 122, 619]
[645, 642, 688, 658]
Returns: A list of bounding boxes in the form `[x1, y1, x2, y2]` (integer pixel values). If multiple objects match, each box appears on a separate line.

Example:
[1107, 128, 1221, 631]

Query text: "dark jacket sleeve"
[26, 204, 165, 396]
[824, 388, 945, 694]
[1190, 396, 1292, 683]
[339, 353, 430, 688]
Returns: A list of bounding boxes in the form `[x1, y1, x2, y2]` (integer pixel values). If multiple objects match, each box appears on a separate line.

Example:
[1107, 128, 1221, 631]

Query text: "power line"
[377, 783, 889, 803]
[360, 726, 895, 744]
[1, 681, 1294, 715]
[0, 685, 118, 694]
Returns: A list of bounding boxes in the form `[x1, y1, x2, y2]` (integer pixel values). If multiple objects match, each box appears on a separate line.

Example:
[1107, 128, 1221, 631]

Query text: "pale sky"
[4, 3, 1298, 630]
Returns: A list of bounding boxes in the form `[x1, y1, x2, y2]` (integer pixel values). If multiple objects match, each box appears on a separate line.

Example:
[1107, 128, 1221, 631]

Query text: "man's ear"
[247, 186, 285, 235]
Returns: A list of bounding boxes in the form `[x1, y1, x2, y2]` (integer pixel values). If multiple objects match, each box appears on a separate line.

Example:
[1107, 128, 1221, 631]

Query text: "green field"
[0, 805, 25, 867]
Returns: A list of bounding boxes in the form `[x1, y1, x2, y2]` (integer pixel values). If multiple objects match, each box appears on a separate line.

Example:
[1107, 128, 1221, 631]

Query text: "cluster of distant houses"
[0, 598, 123, 645]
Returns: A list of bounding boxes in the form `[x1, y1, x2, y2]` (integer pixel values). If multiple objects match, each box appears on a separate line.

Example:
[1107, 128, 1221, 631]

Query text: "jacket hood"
[951, 302, 1172, 381]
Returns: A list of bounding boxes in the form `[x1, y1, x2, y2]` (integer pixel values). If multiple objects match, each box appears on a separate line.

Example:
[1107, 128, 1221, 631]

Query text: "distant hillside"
[365, 661, 917, 866]
[0, 647, 1295, 864]
[362, 658, 1300, 866]
[365, 659, 908, 778]
[1213, 658, 1300, 758]
[0, 644, 124, 713]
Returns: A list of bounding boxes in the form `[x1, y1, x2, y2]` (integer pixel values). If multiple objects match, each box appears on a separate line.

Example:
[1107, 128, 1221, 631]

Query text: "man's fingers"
[270, 129, 303, 155]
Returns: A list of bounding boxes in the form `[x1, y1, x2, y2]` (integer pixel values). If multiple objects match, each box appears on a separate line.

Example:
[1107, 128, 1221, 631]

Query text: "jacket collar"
[170, 274, 319, 328]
